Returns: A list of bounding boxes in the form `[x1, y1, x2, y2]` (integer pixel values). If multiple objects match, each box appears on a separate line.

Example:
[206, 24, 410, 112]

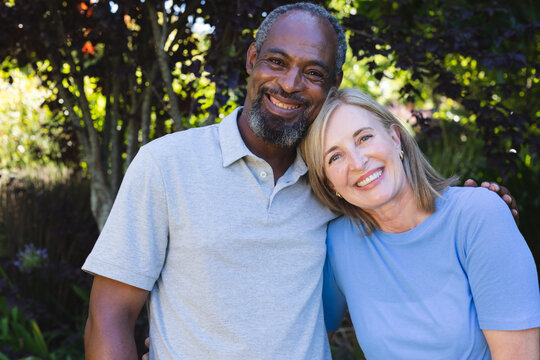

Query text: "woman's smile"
[354, 167, 384, 189]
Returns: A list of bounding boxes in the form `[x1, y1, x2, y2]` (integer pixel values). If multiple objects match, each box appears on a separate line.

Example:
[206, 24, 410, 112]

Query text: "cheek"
[373, 142, 398, 161]
[325, 164, 348, 189]
[309, 86, 330, 107]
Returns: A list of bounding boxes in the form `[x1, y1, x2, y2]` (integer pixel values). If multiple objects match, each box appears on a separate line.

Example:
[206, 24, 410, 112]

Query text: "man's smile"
[268, 94, 301, 110]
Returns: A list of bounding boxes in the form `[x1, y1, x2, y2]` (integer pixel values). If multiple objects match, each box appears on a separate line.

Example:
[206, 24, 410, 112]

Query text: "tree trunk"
[126, 77, 140, 167]
[147, 3, 185, 131]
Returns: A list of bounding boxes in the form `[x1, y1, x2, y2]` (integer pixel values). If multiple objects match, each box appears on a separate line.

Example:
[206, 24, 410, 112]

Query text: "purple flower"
[13, 244, 49, 272]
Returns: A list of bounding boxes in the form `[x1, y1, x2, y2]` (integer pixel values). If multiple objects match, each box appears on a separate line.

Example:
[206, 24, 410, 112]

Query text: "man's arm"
[85, 275, 149, 360]
[483, 328, 540, 360]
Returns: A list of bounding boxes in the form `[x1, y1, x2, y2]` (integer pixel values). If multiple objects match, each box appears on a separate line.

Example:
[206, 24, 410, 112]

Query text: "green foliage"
[0, 63, 63, 171]
[341, 0, 539, 176]
[0, 281, 85, 359]
[0, 297, 48, 358]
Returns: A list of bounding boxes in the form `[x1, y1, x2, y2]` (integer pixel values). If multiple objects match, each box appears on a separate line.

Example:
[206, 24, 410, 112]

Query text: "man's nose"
[277, 67, 304, 93]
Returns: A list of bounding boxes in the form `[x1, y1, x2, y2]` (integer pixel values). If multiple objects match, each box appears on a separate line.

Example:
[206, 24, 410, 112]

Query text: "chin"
[248, 101, 309, 147]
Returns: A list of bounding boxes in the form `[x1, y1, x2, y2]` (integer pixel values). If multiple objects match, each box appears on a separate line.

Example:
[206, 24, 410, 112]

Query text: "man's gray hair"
[254, 2, 347, 78]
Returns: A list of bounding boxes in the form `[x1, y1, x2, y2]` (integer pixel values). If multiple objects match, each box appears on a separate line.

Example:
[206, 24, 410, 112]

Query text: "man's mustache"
[259, 86, 311, 108]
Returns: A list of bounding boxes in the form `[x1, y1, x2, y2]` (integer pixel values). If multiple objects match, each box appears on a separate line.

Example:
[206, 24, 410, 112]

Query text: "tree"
[2, 0, 538, 229]
[0, 0, 289, 228]
[339, 0, 539, 178]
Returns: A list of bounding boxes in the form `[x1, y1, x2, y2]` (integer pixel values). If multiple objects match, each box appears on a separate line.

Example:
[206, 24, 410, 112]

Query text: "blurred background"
[0, 0, 538, 358]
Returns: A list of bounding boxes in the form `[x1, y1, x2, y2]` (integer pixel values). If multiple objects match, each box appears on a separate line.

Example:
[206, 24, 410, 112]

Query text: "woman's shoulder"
[328, 215, 355, 232]
[327, 216, 361, 245]
[439, 186, 515, 234]
[441, 186, 506, 212]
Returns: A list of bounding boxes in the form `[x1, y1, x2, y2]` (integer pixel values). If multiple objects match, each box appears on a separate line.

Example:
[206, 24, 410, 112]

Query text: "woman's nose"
[348, 150, 367, 171]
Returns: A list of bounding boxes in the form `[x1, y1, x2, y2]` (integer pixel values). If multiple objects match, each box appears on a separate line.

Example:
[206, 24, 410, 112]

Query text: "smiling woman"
[301, 88, 456, 234]
[322, 104, 411, 224]
[300, 87, 540, 360]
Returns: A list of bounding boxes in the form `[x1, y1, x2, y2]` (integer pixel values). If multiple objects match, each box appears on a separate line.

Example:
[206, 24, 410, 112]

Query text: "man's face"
[245, 11, 341, 147]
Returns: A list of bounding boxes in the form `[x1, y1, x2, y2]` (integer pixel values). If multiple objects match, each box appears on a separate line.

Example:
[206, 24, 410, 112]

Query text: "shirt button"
[260, 171, 267, 178]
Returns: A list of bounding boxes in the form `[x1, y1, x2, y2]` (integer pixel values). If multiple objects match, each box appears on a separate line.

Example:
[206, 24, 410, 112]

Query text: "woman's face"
[323, 104, 408, 213]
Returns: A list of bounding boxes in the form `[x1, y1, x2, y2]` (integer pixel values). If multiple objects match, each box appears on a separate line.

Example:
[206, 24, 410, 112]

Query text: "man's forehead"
[260, 11, 338, 65]
[268, 10, 334, 40]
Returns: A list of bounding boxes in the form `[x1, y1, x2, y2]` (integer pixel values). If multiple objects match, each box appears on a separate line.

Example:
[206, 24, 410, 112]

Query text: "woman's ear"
[326, 179, 336, 192]
[389, 124, 402, 150]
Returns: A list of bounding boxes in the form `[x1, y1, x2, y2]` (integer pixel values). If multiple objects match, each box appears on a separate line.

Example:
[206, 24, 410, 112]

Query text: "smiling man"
[239, 8, 343, 180]
[83, 3, 347, 359]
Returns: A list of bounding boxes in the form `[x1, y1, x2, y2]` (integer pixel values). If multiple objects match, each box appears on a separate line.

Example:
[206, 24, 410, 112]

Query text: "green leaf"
[30, 319, 49, 355]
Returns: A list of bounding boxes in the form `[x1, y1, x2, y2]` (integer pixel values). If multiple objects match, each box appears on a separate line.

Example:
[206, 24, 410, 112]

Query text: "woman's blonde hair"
[300, 87, 458, 234]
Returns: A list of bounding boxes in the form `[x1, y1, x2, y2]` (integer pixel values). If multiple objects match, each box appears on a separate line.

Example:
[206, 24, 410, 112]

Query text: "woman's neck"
[366, 184, 432, 234]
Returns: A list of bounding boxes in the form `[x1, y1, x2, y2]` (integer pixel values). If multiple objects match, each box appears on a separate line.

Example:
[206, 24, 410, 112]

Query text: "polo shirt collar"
[218, 107, 308, 176]
[219, 107, 253, 167]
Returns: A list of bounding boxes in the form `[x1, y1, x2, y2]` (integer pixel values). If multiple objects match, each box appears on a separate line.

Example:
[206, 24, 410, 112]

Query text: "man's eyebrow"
[265, 47, 331, 74]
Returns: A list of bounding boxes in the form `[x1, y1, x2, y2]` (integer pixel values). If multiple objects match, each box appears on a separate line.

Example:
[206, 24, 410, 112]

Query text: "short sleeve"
[463, 189, 540, 330]
[323, 252, 347, 332]
[82, 146, 169, 291]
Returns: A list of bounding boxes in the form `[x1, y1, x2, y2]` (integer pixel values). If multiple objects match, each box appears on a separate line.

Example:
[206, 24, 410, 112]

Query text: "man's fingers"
[497, 184, 511, 196]
[494, 184, 519, 226]
[141, 337, 150, 360]
[489, 182, 500, 192]
[480, 181, 501, 192]
[464, 179, 477, 187]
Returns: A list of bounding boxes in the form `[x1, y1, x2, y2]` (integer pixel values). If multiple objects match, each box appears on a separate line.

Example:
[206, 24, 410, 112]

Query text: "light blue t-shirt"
[324, 186, 540, 360]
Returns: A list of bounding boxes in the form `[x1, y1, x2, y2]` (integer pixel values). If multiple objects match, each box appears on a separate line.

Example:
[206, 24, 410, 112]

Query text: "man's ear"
[333, 70, 343, 88]
[246, 43, 258, 75]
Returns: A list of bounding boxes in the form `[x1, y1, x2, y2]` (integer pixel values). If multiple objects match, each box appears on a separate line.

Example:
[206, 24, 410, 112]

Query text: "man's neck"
[237, 109, 297, 183]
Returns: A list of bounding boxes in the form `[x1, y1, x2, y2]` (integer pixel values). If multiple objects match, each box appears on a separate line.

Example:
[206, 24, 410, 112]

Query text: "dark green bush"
[0, 169, 98, 358]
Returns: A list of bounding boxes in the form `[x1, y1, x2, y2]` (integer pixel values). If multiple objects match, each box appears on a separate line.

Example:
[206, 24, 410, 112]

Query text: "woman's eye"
[328, 154, 340, 164]
[358, 134, 373, 143]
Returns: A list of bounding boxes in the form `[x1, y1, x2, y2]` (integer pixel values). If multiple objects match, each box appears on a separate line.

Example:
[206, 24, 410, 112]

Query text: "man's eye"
[307, 70, 324, 78]
[269, 58, 283, 66]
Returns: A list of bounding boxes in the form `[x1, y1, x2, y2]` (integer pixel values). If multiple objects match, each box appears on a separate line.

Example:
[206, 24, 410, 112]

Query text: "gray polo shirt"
[83, 108, 337, 359]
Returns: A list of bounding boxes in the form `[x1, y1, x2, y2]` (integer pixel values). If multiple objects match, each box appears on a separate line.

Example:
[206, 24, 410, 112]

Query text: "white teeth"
[270, 97, 300, 110]
[356, 169, 382, 187]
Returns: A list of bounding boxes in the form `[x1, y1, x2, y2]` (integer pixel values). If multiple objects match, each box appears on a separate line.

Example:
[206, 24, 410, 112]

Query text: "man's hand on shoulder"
[142, 337, 150, 360]
[464, 179, 519, 225]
